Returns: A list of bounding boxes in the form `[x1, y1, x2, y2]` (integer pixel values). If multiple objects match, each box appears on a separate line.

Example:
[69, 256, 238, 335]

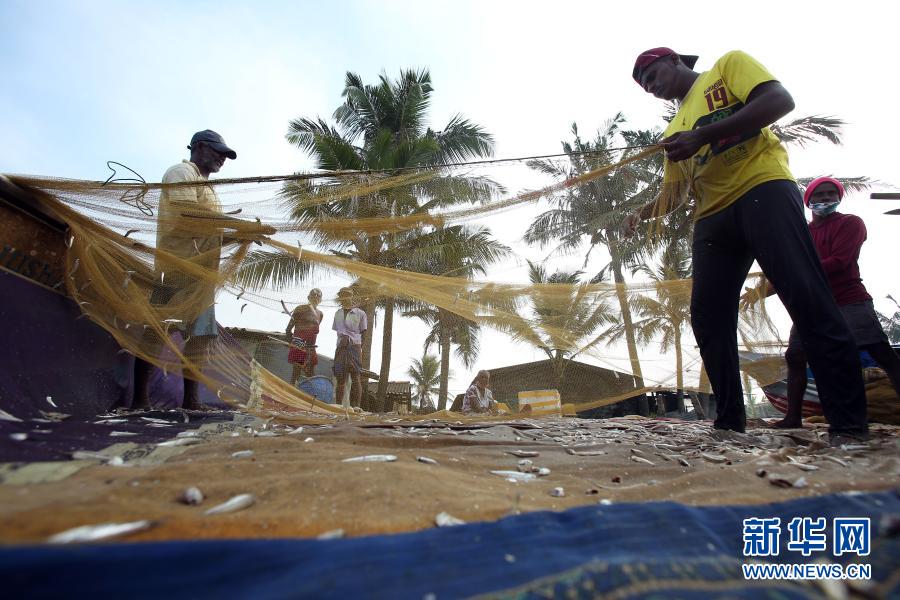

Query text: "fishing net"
[3, 142, 790, 423]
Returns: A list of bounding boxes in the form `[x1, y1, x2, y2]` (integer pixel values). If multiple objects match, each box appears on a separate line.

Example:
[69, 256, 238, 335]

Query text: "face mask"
[809, 201, 840, 216]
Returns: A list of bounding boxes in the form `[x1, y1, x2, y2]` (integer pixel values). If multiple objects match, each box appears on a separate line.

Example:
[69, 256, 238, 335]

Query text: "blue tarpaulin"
[2, 490, 897, 599]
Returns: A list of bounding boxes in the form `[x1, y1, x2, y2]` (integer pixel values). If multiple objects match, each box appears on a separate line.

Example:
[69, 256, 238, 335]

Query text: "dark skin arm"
[625, 80, 795, 237]
[663, 80, 795, 162]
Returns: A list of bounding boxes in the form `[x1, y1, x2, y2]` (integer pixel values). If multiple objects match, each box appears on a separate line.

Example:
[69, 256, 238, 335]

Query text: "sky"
[2, 0, 897, 401]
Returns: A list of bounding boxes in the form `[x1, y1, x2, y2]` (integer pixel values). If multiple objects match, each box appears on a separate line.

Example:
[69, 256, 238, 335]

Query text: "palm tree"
[524, 113, 871, 416]
[525, 115, 664, 414]
[401, 225, 511, 410]
[235, 69, 500, 410]
[621, 239, 693, 416]
[404, 307, 479, 410]
[407, 352, 441, 410]
[482, 261, 615, 400]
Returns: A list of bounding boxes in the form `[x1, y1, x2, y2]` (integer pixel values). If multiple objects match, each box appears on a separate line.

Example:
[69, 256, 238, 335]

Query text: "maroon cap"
[632, 47, 699, 84]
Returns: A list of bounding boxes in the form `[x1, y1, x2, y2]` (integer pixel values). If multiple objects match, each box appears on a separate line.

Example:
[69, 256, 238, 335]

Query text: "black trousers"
[690, 179, 868, 435]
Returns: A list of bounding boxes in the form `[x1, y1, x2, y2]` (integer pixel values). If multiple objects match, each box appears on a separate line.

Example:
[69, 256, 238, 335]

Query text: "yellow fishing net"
[3, 143, 790, 423]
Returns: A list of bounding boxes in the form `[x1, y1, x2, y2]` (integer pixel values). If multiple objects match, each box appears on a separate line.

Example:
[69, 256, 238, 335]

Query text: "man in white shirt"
[332, 287, 367, 407]
[462, 370, 495, 413]
[132, 130, 273, 410]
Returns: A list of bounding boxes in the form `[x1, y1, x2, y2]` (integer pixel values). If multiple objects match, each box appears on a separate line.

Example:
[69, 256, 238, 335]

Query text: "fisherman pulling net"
[3, 140, 772, 425]
[2, 48, 892, 441]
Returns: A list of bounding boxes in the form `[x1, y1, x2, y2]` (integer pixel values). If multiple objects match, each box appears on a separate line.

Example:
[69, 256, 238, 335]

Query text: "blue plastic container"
[297, 376, 335, 404]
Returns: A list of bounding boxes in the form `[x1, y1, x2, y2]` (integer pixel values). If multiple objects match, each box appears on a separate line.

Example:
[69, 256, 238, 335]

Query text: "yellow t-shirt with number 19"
[663, 50, 794, 220]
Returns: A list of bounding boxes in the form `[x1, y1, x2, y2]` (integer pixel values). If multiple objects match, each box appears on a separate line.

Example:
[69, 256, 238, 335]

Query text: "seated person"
[462, 370, 495, 413]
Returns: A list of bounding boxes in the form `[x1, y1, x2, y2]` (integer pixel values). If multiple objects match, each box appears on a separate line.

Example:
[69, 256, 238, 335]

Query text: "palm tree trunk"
[437, 309, 451, 411]
[375, 298, 394, 412]
[553, 350, 567, 397]
[360, 240, 378, 371]
[697, 362, 712, 418]
[611, 253, 649, 416]
[361, 300, 375, 371]
[674, 327, 686, 413]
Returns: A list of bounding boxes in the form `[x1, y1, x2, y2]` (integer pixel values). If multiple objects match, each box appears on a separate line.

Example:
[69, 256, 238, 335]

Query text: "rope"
[87, 142, 660, 188]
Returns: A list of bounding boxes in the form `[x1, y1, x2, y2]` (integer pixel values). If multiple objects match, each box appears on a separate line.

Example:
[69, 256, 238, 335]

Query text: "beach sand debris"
[156, 437, 203, 447]
[701, 453, 728, 464]
[630, 455, 655, 466]
[39, 411, 70, 422]
[821, 455, 850, 468]
[45, 396, 57, 408]
[491, 470, 537, 482]
[550, 487, 566, 497]
[10, 433, 28, 441]
[110, 431, 139, 437]
[566, 448, 607, 456]
[416, 456, 438, 465]
[317, 529, 345, 540]
[506, 450, 539, 458]
[231, 450, 254, 459]
[768, 475, 808, 489]
[72, 451, 112, 461]
[342, 454, 398, 463]
[205, 494, 255, 515]
[791, 462, 820, 472]
[0, 408, 22, 422]
[180, 487, 204, 505]
[536, 467, 551, 476]
[71, 451, 124, 466]
[48, 520, 154, 544]
[435, 512, 466, 527]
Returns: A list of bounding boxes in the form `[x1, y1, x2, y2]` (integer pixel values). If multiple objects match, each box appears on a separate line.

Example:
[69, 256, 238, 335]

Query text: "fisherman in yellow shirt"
[623, 48, 867, 443]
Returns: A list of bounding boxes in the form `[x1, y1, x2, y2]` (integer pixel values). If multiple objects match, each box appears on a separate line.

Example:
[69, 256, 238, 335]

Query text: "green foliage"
[407, 352, 441, 409]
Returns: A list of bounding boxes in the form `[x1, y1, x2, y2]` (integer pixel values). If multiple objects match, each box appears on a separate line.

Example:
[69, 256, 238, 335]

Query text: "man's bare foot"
[770, 418, 803, 429]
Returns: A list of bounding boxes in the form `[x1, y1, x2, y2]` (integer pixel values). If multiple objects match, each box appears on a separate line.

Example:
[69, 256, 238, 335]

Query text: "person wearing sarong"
[286, 288, 323, 384]
[332, 287, 367, 407]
